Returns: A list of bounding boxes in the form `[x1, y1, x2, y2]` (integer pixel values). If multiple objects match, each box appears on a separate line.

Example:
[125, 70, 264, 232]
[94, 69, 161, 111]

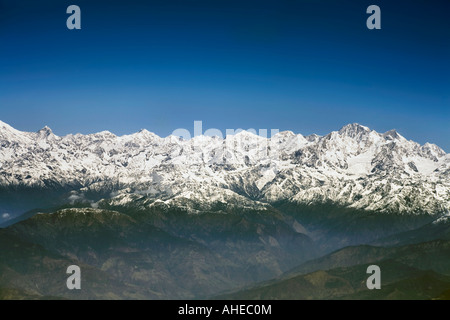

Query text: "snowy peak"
[36, 126, 55, 140]
[0, 121, 32, 143]
[228, 130, 263, 140]
[382, 129, 404, 141]
[0, 120, 21, 136]
[305, 134, 321, 142]
[0, 120, 14, 130]
[0, 120, 448, 215]
[129, 129, 158, 140]
[421, 143, 446, 159]
[273, 130, 296, 138]
[338, 123, 370, 139]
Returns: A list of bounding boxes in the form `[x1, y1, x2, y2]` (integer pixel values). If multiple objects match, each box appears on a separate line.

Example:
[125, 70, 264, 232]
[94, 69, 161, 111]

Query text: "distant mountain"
[217, 216, 450, 300]
[1, 120, 448, 224]
[218, 240, 450, 300]
[1, 204, 449, 299]
[286, 219, 450, 277]
[372, 212, 450, 247]
[0, 206, 316, 299]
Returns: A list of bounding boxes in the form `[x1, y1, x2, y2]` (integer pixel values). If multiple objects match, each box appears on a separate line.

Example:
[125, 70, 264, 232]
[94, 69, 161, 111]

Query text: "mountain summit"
[338, 123, 370, 138]
[0, 121, 448, 215]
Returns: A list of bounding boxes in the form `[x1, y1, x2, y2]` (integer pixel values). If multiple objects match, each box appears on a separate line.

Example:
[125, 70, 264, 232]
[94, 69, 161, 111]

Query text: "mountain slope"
[0, 206, 317, 299]
[218, 240, 450, 300]
[373, 213, 450, 247]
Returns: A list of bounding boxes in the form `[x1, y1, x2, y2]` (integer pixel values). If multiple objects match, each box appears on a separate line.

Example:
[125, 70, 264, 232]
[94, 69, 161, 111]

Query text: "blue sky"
[0, 0, 449, 150]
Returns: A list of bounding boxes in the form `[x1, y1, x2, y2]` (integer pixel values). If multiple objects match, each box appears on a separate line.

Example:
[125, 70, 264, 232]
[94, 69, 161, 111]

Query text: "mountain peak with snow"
[0, 120, 448, 215]
[0, 120, 12, 128]
[339, 123, 370, 133]
[273, 131, 296, 138]
[36, 126, 55, 139]
[382, 129, 404, 141]
[228, 130, 259, 139]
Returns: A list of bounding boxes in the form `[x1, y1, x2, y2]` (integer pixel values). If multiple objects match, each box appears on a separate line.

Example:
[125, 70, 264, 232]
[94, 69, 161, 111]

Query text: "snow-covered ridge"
[0, 121, 448, 214]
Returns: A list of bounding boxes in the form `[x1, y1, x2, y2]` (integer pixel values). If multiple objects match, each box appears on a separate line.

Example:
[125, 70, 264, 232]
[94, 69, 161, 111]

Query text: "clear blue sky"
[0, 0, 449, 150]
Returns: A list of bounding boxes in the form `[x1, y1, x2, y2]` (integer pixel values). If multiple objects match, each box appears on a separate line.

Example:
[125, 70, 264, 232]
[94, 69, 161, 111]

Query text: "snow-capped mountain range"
[0, 120, 448, 214]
